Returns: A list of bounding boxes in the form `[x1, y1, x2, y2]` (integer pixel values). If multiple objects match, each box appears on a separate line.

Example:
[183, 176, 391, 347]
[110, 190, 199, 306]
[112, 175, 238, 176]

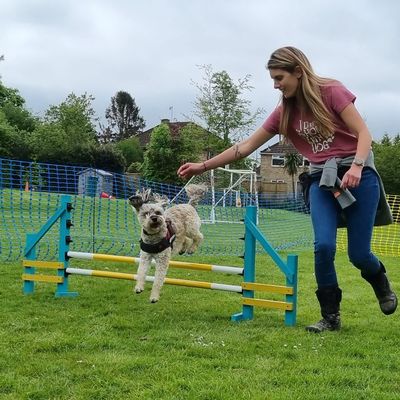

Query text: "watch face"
[353, 158, 364, 166]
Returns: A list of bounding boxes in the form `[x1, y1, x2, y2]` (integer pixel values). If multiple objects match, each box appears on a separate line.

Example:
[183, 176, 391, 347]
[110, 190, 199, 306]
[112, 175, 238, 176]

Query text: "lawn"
[1, 251, 399, 399]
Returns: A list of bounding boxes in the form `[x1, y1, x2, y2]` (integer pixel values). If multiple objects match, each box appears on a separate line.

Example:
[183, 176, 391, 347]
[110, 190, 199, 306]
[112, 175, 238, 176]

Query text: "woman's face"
[269, 68, 301, 98]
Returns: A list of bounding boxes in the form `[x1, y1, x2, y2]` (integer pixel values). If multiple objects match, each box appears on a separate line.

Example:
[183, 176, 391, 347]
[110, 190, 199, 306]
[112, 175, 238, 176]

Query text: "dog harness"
[140, 220, 176, 254]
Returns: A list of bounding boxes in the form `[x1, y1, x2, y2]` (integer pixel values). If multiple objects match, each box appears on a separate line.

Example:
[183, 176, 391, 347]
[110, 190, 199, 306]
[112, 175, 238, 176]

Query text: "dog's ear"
[128, 194, 144, 211]
[128, 188, 157, 210]
[142, 188, 157, 203]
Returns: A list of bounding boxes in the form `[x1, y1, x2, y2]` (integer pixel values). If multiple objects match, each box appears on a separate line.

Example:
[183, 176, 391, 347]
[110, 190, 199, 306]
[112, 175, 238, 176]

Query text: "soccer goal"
[171, 166, 258, 224]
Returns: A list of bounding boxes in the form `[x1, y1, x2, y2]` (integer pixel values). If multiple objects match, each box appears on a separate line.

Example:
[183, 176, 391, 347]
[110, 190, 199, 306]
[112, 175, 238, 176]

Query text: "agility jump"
[22, 195, 298, 326]
[66, 251, 244, 275]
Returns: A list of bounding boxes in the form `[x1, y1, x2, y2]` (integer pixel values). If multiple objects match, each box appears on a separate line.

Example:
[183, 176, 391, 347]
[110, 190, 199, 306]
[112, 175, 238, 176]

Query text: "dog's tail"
[185, 184, 207, 207]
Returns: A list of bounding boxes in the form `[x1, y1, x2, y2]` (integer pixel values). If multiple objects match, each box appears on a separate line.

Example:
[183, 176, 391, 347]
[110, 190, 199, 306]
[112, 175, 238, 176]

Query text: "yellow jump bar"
[67, 251, 243, 275]
[242, 297, 293, 311]
[22, 260, 64, 270]
[22, 274, 64, 283]
[241, 282, 293, 295]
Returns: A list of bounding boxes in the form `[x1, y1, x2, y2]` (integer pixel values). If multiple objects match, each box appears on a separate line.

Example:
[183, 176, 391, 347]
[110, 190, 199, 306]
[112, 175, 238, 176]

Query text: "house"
[137, 118, 226, 161]
[77, 168, 113, 197]
[259, 140, 309, 195]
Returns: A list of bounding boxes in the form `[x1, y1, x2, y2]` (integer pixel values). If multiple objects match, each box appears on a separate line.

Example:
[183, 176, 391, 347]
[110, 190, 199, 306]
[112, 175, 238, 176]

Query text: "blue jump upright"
[231, 206, 298, 326]
[23, 195, 77, 297]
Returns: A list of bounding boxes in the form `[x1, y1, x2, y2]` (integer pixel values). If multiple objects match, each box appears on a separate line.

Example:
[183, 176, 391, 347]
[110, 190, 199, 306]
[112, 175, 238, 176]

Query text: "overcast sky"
[1, 0, 400, 152]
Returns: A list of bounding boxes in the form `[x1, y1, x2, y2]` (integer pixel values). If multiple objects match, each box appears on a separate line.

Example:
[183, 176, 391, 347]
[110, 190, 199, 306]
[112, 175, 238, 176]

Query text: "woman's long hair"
[267, 46, 334, 138]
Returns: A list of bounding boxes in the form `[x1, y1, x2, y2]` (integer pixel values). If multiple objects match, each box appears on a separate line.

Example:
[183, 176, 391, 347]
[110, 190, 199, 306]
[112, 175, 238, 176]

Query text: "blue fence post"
[23, 233, 37, 294]
[55, 195, 78, 297]
[231, 205, 256, 321]
[285, 254, 298, 326]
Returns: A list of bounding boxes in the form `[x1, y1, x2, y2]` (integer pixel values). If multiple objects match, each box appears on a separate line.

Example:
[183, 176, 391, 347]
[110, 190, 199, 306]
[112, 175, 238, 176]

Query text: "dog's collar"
[142, 229, 158, 236]
[140, 220, 176, 254]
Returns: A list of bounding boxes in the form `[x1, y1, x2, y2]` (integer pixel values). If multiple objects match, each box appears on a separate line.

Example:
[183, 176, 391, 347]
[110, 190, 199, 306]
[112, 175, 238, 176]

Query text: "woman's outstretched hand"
[177, 162, 204, 179]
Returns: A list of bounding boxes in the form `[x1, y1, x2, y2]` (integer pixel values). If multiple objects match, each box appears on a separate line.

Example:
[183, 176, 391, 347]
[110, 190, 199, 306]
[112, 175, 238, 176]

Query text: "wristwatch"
[352, 157, 365, 167]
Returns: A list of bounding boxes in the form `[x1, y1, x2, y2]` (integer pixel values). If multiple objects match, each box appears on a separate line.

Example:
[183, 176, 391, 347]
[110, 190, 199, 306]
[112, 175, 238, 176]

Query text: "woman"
[177, 46, 397, 333]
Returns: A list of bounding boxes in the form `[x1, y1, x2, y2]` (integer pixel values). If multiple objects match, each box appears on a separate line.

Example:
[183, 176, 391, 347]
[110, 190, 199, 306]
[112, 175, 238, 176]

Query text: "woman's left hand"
[340, 165, 362, 190]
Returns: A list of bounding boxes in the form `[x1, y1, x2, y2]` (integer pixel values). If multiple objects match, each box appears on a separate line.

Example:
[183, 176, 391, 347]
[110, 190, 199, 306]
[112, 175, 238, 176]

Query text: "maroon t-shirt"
[262, 81, 358, 163]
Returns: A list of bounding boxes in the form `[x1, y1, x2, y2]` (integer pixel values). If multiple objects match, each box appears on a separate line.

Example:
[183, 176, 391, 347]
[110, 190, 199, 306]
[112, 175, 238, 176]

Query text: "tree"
[141, 123, 179, 183]
[29, 93, 97, 164]
[115, 137, 143, 167]
[373, 135, 400, 194]
[30, 123, 71, 164]
[393, 134, 400, 146]
[23, 161, 47, 190]
[176, 123, 205, 165]
[380, 133, 392, 146]
[0, 81, 36, 160]
[284, 151, 303, 198]
[0, 84, 25, 108]
[30, 93, 99, 164]
[0, 110, 19, 158]
[91, 143, 126, 173]
[101, 91, 145, 143]
[44, 92, 98, 146]
[0, 54, 4, 81]
[2, 101, 36, 132]
[192, 65, 264, 145]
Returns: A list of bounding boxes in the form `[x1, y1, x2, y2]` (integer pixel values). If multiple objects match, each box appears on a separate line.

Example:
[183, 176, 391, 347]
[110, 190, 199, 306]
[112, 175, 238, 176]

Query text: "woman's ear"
[294, 65, 302, 79]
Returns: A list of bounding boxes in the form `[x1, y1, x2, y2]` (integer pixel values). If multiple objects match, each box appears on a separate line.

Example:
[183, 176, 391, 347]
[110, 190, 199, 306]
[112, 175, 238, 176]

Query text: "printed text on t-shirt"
[295, 120, 333, 154]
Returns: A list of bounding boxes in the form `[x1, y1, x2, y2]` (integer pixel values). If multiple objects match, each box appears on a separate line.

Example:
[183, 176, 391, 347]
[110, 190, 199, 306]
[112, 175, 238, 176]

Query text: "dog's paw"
[150, 289, 160, 303]
[187, 246, 198, 255]
[134, 285, 144, 294]
[150, 296, 159, 303]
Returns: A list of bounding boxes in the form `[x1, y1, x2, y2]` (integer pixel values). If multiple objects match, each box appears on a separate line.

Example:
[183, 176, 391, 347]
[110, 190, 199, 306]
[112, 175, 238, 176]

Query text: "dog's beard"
[142, 216, 166, 237]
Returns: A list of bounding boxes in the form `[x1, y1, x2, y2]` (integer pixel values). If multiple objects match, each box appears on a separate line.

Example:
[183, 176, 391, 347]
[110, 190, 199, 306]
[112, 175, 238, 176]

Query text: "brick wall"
[259, 153, 308, 194]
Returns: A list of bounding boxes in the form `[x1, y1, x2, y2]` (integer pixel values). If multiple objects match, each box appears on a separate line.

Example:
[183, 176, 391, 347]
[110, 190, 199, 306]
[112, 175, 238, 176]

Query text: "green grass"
[2, 251, 400, 399]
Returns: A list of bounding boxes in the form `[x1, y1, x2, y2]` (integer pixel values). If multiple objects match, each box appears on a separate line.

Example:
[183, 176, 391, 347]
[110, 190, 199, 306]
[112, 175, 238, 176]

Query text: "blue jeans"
[309, 168, 381, 288]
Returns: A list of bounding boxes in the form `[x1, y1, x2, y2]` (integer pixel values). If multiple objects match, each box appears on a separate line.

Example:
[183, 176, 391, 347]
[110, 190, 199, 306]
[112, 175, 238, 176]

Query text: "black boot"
[361, 264, 397, 315]
[306, 286, 342, 333]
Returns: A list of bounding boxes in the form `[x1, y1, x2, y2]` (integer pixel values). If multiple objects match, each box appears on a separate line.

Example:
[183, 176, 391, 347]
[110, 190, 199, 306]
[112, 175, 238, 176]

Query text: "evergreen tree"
[380, 133, 392, 146]
[101, 91, 145, 143]
[392, 133, 400, 146]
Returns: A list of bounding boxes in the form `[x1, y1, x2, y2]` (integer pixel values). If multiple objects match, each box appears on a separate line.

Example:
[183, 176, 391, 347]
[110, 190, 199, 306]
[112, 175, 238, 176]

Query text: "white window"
[271, 155, 285, 167]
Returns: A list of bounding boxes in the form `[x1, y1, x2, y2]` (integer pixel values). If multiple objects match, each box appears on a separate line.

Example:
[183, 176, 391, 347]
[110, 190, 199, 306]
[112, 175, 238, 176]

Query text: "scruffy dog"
[129, 184, 206, 303]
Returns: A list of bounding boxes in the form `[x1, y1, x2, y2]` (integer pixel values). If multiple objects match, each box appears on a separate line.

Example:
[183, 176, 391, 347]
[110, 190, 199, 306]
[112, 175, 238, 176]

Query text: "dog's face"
[129, 190, 169, 235]
[135, 202, 166, 235]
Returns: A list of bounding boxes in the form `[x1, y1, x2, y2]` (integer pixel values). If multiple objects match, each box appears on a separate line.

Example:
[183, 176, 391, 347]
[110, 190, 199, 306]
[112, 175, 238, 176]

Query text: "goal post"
[171, 166, 258, 224]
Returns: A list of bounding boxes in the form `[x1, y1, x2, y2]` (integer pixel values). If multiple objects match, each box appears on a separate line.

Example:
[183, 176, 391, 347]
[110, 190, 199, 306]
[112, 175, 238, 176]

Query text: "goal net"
[171, 166, 258, 224]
